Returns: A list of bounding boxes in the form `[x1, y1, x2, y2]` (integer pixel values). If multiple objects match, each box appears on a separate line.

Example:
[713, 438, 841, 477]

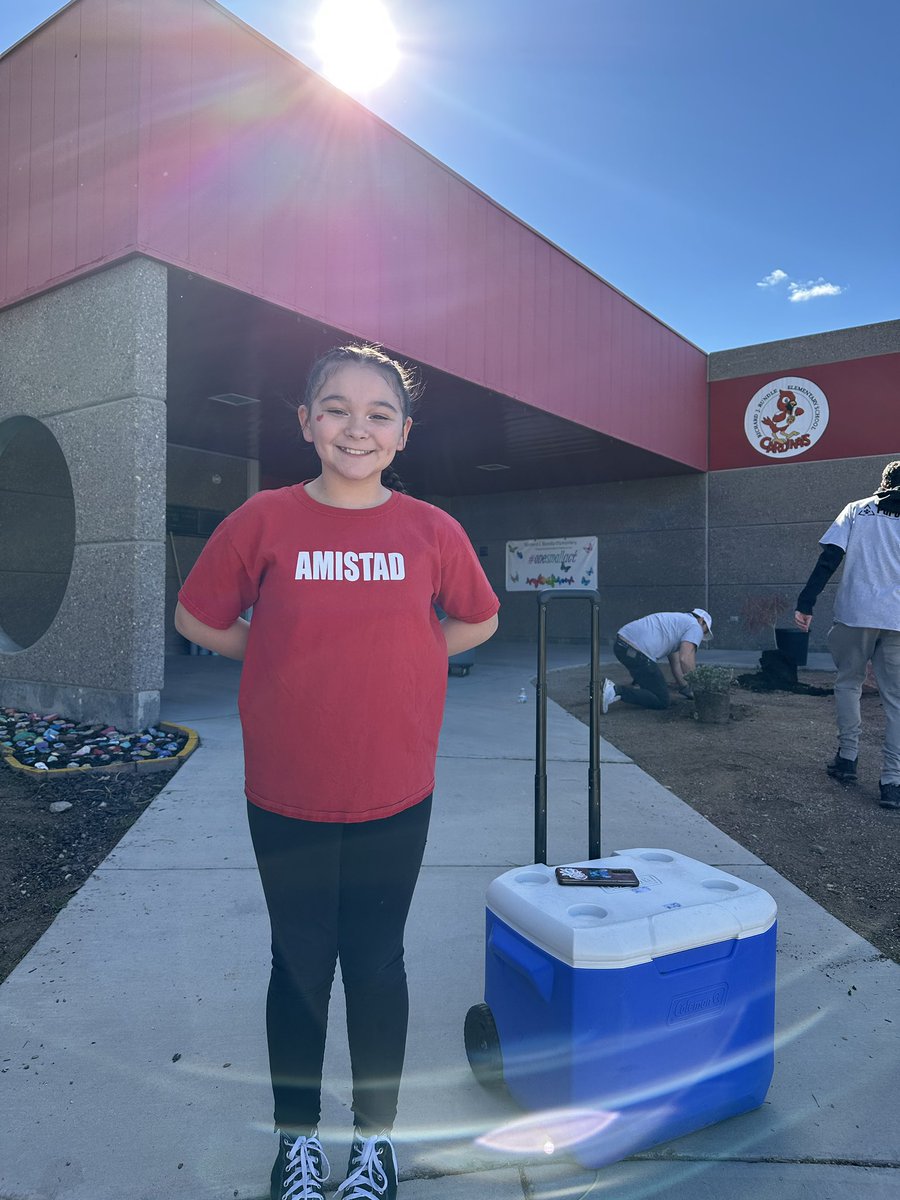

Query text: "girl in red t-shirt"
[175, 345, 499, 1200]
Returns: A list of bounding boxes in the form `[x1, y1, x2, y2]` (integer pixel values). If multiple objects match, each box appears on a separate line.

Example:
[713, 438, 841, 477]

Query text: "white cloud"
[755, 268, 845, 302]
[787, 278, 844, 302]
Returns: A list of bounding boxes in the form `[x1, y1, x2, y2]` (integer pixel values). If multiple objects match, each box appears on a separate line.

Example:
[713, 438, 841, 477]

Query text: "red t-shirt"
[178, 485, 499, 822]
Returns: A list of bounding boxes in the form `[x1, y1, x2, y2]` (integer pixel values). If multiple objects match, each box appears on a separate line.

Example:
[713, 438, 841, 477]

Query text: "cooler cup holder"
[639, 852, 675, 862]
[702, 879, 741, 892]
[567, 904, 608, 924]
[515, 872, 550, 886]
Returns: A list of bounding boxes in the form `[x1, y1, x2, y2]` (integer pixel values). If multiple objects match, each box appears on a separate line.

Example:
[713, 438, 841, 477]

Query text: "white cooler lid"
[486, 848, 777, 969]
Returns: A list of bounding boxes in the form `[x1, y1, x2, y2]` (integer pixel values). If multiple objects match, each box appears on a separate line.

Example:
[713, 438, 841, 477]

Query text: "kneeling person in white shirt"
[602, 608, 712, 712]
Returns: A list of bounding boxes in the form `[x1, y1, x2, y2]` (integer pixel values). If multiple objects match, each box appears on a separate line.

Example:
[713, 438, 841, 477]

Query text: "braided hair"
[381, 467, 410, 494]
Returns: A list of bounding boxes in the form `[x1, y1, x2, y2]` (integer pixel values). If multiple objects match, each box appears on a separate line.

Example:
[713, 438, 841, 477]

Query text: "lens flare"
[313, 0, 399, 94]
[476, 1107, 619, 1156]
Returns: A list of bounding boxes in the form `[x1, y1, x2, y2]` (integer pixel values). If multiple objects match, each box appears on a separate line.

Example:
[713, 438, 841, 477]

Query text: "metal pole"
[534, 590, 602, 865]
[534, 598, 548, 864]
[588, 597, 602, 859]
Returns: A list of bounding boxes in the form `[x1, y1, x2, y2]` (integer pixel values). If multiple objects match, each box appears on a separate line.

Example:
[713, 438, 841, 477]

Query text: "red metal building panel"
[50, 7, 82, 283]
[225, 26, 268, 297]
[0, 56, 8, 303]
[185, 2, 232, 285]
[138, 0, 192, 263]
[1, 0, 708, 469]
[4, 43, 32, 301]
[104, 0, 140, 250]
[710, 353, 900, 470]
[25, 26, 54, 293]
[75, 0, 109, 269]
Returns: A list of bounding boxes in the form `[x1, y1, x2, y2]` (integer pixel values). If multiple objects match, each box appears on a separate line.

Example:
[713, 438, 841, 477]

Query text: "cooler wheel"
[464, 1002, 503, 1089]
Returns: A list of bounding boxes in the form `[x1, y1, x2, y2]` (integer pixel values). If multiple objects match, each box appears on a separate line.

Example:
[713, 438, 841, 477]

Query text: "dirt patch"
[0, 766, 177, 983]
[546, 663, 899, 964]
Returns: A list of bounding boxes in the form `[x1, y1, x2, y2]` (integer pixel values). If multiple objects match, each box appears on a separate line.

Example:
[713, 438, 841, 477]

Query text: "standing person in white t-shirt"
[601, 608, 712, 712]
[794, 459, 900, 810]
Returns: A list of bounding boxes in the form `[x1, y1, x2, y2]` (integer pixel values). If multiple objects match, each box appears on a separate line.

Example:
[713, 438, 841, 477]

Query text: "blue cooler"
[480, 847, 777, 1167]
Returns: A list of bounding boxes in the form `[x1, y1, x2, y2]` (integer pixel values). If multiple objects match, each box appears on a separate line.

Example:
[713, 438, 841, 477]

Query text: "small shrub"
[686, 664, 733, 694]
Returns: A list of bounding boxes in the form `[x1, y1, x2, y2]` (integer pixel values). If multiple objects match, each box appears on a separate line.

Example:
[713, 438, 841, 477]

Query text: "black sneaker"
[826, 752, 858, 783]
[335, 1130, 398, 1200]
[879, 782, 900, 810]
[271, 1130, 330, 1200]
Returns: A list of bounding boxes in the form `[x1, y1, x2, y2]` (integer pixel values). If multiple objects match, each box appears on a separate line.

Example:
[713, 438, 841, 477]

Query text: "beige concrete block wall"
[442, 455, 897, 655]
[441, 472, 708, 644]
[0, 259, 168, 728]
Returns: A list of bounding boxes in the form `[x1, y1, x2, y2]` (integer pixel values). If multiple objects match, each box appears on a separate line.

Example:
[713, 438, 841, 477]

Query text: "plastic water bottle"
[517, 687, 528, 703]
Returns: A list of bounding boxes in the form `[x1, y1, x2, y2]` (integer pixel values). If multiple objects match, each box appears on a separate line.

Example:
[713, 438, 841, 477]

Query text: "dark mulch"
[0, 764, 177, 983]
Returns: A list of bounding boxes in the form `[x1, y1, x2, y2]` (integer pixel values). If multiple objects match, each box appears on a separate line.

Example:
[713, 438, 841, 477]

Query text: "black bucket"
[774, 627, 809, 667]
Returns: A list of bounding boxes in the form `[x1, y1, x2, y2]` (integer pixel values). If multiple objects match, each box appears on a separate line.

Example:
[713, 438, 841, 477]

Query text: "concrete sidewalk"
[1, 641, 897, 1199]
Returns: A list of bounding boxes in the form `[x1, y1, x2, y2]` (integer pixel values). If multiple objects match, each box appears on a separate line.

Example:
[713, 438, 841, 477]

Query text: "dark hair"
[879, 460, 900, 491]
[303, 343, 421, 422]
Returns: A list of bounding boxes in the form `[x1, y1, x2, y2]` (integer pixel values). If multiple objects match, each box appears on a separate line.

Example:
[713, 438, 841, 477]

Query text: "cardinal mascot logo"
[744, 377, 828, 458]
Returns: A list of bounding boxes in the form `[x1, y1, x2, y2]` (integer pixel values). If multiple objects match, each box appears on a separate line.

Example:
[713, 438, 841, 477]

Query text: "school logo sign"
[744, 377, 829, 458]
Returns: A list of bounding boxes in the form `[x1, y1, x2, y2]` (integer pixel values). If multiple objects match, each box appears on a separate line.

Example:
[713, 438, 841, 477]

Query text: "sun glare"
[313, 0, 400, 94]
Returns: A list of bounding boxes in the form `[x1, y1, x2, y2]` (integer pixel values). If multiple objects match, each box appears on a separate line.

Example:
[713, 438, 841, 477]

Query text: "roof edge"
[196, 2, 708, 357]
[0, 0, 79, 64]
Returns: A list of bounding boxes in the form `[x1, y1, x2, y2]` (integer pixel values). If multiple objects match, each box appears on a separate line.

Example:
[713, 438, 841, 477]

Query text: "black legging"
[614, 638, 671, 709]
[247, 796, 432, 1134]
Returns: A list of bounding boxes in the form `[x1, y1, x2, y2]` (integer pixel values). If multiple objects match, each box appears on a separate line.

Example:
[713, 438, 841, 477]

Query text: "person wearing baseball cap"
[692, 608, 714, 636]
[602, 607, 713, 712]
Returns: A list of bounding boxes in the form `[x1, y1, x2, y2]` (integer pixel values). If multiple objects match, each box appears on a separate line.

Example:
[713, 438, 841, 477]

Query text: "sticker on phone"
[555, 866, 640, 887]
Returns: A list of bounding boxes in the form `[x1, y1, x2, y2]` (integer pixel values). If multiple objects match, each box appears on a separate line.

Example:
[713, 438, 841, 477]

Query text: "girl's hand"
[794, 610, 812, 632]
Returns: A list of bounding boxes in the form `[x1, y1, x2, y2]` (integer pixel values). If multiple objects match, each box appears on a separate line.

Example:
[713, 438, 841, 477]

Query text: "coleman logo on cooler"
[744, 377, 829, 458]
[667, 984, 729, 1023]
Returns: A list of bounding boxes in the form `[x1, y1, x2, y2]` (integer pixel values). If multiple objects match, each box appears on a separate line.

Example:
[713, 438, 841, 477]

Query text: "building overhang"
[167, 270, 701, 496]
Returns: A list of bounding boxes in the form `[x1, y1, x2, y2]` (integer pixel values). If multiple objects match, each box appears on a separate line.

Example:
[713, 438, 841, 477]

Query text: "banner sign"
[505, 537, 597, 592]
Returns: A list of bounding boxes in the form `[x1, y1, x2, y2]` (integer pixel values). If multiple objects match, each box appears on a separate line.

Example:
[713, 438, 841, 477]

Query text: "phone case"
[555, 866, 640, 887]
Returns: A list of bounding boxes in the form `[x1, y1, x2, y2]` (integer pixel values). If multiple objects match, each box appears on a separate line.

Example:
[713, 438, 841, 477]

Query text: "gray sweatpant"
[827, 622, 900, 785]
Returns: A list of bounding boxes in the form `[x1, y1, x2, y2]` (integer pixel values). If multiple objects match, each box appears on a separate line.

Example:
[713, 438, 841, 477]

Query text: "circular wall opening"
[0, 416, 76, 652]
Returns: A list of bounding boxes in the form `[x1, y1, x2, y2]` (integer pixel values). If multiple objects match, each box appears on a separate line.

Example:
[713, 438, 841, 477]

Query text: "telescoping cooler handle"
[535, 589, 602, 866]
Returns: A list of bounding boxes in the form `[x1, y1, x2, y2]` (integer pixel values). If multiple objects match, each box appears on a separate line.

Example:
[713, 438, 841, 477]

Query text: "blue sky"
[3, 0, 898, 351]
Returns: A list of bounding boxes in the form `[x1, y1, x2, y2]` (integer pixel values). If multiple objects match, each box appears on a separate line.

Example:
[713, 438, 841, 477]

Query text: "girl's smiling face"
[298, 363, 412, 495]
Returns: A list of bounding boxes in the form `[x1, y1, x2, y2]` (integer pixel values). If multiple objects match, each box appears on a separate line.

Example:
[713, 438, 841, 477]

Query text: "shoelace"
[280, 1134, 331, 1200]
[336, 1134, 397, 1199]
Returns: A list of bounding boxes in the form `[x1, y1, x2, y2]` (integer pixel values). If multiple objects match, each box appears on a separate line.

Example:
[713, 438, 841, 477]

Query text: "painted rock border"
[2, 722, 200, 779]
